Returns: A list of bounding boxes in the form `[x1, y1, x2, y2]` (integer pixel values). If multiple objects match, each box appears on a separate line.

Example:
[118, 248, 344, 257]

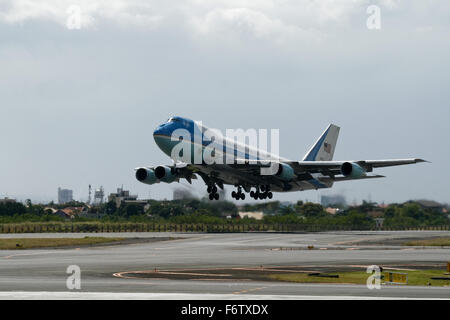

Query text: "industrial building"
[108, 187, 138, 208]
[57, 188, 73, 204]
[0, 197, 16, 204]
[321, 194, 346, 207]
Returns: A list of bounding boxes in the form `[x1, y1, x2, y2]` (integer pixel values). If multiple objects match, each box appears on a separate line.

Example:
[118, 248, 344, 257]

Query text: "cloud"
[0, 1, 368, 32]
[0, 0, 164, 29]
[0, 0, 80, 25]
[2, 0, 447, 45]
[189, 7, 323, 45]
[1, 0, 450, 203]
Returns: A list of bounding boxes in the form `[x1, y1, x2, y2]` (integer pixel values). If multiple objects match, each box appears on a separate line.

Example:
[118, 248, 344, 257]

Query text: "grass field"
[0, 237, 125, 250]
[403, 238, 450, 246]
[269, 269, 450, 287]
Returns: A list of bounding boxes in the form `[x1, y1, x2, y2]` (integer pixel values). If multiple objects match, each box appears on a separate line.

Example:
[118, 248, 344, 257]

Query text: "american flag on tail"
[324, 142, 332, 154]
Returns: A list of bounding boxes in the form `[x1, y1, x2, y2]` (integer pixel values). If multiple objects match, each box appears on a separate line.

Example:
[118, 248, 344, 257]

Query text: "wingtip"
[416, 159, 431, 163]
[366, 174, 385, 179]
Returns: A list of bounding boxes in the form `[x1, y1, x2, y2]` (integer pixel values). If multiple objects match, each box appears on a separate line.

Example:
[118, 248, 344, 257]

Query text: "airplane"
[135, 116, 426, 201]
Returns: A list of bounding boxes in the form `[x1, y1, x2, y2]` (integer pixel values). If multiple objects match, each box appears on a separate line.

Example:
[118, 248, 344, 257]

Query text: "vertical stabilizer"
[302, 124, 340, 161]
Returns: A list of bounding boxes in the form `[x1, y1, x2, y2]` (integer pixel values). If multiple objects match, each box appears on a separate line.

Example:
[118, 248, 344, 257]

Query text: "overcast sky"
[1, 0, 449, 204]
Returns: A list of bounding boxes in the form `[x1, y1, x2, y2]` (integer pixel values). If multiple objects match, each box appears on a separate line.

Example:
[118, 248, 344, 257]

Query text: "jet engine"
[135, 168, 157, 185]
[340, 162, 366, 178]
[154, 165, 178, 183]
[276, 163, 295, 181]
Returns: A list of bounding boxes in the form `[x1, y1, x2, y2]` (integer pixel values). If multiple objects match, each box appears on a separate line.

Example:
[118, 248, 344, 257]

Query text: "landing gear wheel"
[214, 193, 219, 200]
[267, 192, 273, 199]
[209, 193, 214, 200]
[232, 185, 245, 201]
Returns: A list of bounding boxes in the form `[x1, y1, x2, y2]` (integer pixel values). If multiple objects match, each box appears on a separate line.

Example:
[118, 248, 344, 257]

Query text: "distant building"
[173, 188, 196, 200]
[92, 186, 105, 205]
[54, 207, 85, 219]
[54, 209, 69, 219]
[238, 211, 264, 220]
[121, 200, 151, 212]
[321, 194, 346, 207]
[0, 197, 16, 204]
[405, 200, 448, 215]
[108, 187, 138, 208]
[377, 203, 389, 209]
[325, 207, 339, 215]
[412, 200, 445, 212]
[58, 188, 73, 204]
[367, 210, 384, 218]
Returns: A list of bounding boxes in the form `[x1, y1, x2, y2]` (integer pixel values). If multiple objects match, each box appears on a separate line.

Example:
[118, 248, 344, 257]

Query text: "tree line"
[0, 198, 448, 228]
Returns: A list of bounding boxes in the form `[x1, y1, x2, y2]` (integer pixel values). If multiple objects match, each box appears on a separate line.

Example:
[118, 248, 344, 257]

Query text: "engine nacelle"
[135, 168, 157, 185]
[154, 165, 177, 183]
[276, 163, 295, 181]
[341, 162, 366, 178]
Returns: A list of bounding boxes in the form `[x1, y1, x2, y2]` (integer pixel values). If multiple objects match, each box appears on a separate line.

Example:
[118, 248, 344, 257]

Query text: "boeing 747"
[135, 116, 426, 200]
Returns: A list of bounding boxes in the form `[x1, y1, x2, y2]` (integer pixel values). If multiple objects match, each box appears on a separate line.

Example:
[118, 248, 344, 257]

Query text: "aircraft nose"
[154, 122, 172, 137]
[153, 125, 164, 137]
[153, 123, 172, 142]
[153, 124, 174, 156]
[153, 126, 165, 147]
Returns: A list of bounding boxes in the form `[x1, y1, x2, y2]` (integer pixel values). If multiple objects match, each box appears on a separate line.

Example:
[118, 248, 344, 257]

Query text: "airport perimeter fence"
[0, 223, 449, 234]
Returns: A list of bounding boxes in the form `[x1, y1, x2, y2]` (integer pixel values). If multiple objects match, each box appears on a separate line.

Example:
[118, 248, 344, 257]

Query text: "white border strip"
[0, 292, 447, 300]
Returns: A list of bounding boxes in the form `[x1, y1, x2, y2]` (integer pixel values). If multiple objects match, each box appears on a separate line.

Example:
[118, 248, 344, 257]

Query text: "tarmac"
[0, 231, 449, 299]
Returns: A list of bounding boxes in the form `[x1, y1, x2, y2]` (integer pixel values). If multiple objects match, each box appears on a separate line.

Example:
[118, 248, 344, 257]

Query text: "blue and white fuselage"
[153, 116, 288, 164]
[135, 116, 426, 200]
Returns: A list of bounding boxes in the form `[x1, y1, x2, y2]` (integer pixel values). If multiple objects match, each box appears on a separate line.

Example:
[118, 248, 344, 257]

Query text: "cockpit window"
[167, 117, 181, 123]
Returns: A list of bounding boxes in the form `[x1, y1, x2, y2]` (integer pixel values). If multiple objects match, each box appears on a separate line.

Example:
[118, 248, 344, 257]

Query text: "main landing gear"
[231, 186, 245, 200]
[250, 185, 273, 200]
[230, 185, 273, 201]
[207, 185, 220, 200]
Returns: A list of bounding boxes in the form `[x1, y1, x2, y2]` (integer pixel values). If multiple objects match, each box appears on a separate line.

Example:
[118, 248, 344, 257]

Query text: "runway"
[0, 231, 449, 299]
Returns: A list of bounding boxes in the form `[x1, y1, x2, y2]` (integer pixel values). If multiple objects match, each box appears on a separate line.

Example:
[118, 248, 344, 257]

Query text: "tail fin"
[302, 124, 340, 161]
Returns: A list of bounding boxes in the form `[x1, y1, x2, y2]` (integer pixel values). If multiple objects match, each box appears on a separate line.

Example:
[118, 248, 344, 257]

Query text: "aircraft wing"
[289, 158, 428, 175]
[221, 158, 427, 180]
[138, 158, 426, 189]
[320, 174, 386, 183]
[293, 158, 427, 169]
